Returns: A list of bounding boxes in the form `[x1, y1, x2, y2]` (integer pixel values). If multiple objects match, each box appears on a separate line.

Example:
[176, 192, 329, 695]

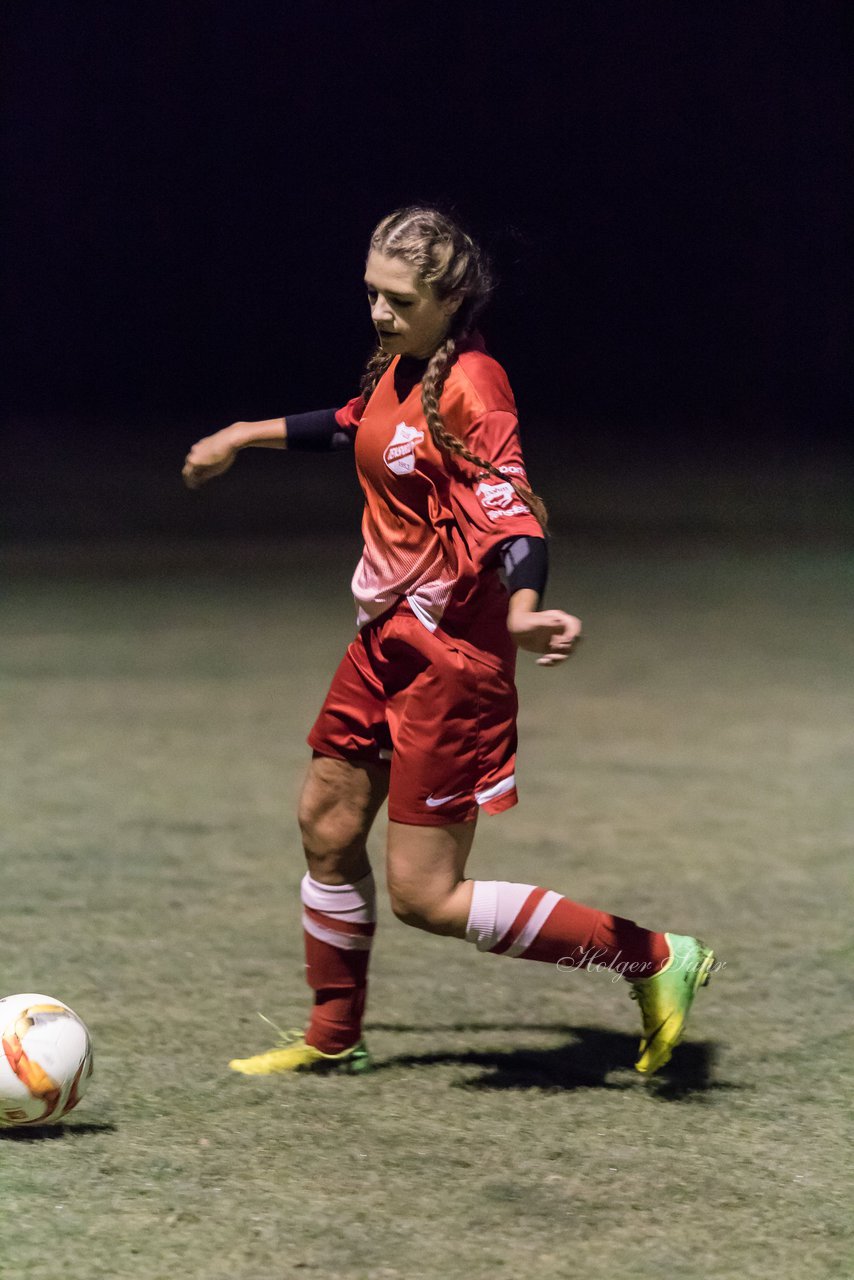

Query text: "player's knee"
[297, 758, 379, 868]
[298, 799, 365, 861]
[387, 888, 423, 928]
[387, 884, 451, 934]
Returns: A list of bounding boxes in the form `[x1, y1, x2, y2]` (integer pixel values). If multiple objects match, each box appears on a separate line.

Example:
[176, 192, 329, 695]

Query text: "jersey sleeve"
[334, 395, 365, 441]
[451, 408, 545, 568]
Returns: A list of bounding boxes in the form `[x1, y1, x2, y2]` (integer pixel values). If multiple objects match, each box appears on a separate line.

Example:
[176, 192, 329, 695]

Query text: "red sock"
[466, 881, 669, 979]
[301, 872, 376, 1053]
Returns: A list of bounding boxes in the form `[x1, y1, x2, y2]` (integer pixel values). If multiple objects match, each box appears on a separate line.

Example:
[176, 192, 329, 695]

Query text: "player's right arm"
[182, 397, 363, 490]
[182, 418, 285, 489]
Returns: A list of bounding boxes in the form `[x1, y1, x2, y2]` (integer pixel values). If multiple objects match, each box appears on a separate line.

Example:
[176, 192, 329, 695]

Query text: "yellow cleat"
[228, 1026, 372, 1076]
[631, 933, 716, 1076]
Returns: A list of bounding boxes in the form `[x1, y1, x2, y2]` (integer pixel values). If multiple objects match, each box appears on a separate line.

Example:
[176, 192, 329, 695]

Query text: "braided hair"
[360, 207, 548, 530]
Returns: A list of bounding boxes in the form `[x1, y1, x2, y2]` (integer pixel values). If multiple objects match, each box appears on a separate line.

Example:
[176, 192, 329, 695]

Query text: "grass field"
[1, 533, 851, 1279]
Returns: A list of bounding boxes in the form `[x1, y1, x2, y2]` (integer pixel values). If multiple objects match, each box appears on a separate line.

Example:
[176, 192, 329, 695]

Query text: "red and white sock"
[465, 880, 669, 979]
[301, 871, 376, 1053]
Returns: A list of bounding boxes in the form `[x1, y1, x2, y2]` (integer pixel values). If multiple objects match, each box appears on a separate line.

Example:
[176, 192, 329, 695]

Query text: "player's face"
[364, 250, 460, 359]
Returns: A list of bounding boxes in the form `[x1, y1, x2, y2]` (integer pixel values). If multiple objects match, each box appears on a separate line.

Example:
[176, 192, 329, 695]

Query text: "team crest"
[383, 422, 424, 476]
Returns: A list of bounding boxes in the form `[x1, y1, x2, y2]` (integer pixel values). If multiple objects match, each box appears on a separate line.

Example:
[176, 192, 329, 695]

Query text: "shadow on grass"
[0, 1120, 116, 1141]
[369, 1022, 737, 1099]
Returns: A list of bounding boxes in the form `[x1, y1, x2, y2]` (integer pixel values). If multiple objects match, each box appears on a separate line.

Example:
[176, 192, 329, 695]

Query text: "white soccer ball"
[0, 993, 93, 1127]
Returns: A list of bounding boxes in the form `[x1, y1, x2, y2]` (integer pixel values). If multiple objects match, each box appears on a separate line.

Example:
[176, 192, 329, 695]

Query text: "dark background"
[3, 0, 850, 539]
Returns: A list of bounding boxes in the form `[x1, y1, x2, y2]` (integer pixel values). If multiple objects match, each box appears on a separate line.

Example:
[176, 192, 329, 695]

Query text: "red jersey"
[334, 341, 542, 653]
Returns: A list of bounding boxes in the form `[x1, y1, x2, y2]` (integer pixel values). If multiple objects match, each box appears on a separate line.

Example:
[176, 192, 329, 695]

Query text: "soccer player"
[183, 207, 715, 1079]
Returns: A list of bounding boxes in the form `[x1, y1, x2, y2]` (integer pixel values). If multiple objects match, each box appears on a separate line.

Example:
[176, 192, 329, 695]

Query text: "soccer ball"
[0, 993, 93, 1128]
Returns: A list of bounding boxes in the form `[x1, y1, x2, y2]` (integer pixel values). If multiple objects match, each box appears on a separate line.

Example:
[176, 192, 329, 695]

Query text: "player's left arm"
[507, 587, 582, 667]
[459, 398, 583, 668]
[499, 536, 582, 667]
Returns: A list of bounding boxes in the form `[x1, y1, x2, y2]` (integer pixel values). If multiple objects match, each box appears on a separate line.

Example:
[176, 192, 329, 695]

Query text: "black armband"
[499, 535, 549, 600]
[285, 408, 353, 452]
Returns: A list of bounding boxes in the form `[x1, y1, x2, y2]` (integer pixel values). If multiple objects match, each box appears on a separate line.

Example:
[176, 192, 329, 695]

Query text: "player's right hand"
[182, 431, 238, 489]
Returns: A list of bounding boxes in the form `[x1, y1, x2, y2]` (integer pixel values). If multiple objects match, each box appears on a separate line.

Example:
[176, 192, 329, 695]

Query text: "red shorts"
[308, 603, 519, 826]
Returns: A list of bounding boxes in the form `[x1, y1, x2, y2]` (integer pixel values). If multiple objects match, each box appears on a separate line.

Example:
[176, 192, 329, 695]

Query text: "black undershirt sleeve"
[498, 535, 549, 600]
[285, 408, 353, 452]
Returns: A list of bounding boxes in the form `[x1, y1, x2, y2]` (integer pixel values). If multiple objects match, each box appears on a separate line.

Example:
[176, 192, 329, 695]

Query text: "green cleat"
[228, 1025, 372, 1076]
[631, 933, 715, 1076]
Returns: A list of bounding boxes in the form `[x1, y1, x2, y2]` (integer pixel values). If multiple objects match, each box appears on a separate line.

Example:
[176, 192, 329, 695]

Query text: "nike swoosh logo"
[425, 792, 464, 808]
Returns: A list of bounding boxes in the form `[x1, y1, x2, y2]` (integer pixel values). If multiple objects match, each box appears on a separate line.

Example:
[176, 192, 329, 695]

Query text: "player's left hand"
[507, 608, 583, 667]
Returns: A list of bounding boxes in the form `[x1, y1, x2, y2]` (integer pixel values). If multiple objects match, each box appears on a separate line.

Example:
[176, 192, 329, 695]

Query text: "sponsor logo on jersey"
[475, 479, 531, 521]
[476, 480, 516, 509]
[383, 422, 424, 476]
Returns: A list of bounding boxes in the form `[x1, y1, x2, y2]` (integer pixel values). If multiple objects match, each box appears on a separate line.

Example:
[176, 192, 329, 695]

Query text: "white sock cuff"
[300, 871, 377, 922]
[466, 879, 498, 949]
[466, 880, 539, 952]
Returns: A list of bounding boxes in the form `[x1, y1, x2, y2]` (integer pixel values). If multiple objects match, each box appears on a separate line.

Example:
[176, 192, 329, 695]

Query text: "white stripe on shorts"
[474, 773, 516, 807]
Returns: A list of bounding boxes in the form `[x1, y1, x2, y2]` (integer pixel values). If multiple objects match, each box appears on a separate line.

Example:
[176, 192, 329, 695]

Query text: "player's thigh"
[385, 624, 519, 826]
[385, 818, 478, 936]
[298, 754, 389, 881]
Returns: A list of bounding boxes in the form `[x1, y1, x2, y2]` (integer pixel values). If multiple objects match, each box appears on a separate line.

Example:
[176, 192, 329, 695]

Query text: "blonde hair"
[360, 207, 548, 529]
